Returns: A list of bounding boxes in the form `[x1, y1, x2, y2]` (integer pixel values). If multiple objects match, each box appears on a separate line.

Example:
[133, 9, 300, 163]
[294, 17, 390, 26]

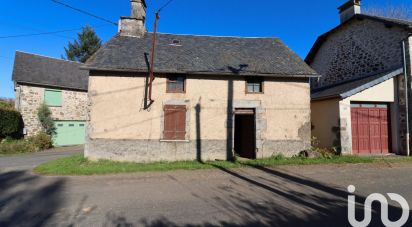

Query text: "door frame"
[231, 100, 263, 159]
[234, 108, 256, 159]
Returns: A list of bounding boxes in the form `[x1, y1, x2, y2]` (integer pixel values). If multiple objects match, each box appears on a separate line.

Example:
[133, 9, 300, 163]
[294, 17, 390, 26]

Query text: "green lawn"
[33, 154, 412, 176]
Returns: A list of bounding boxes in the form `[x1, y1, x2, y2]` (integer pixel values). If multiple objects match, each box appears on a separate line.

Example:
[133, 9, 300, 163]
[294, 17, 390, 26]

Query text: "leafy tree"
[37, 103, 56, 136]
[63, 25, 102, 63]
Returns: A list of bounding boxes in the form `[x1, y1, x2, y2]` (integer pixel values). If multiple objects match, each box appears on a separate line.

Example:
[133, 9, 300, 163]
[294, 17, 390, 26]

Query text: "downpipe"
[402, 39, 410, 156]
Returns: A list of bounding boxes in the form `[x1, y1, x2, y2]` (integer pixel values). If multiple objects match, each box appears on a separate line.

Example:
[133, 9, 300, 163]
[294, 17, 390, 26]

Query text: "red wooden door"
[369, 109, 381, 152]
[351, 104, 389, 154]
[358, 108, 370, 153]
[380, 109, 389, 153]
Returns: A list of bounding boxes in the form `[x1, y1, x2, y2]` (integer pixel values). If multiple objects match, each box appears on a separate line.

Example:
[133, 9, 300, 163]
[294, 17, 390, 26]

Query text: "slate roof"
[306, 14, 412, 64]
[311, 68, 403, 100]
[85, 33, 318, 77]
[12, 51, 88, 91]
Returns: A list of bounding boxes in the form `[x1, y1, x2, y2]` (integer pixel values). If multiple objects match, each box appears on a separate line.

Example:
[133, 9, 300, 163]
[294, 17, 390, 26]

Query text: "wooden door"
[351, 104, 389, 154]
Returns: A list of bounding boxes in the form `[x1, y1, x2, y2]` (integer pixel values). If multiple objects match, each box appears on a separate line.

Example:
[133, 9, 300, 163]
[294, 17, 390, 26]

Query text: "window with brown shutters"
[163, 105, 186, 140]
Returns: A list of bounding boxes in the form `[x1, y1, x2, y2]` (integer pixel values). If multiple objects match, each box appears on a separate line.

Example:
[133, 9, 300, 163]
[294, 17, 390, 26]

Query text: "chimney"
[119, 0, 147, 37]
[338, 0, 361, 23]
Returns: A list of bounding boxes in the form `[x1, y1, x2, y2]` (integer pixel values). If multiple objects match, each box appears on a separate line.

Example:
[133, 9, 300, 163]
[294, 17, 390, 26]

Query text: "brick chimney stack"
[338, 0, 361, 24]
[119, 0, 147, 37]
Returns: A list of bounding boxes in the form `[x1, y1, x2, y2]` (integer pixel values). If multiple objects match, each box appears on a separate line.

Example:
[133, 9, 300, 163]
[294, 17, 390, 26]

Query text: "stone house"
[83, 0, 318, 162]
[307, 0, 412, 155]
[12, 51, 88, 146]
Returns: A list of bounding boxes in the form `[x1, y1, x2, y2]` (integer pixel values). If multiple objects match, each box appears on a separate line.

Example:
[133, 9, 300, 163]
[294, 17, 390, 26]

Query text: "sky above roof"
[1, 0, 411, 98]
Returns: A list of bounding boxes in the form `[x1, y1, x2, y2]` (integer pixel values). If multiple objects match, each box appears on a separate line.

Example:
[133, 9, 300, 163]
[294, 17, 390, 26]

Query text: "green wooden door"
[53, 121, 86, 146]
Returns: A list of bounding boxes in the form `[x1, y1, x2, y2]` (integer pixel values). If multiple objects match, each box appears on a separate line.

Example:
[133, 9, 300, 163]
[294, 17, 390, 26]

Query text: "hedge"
[0, 108, 23, 139]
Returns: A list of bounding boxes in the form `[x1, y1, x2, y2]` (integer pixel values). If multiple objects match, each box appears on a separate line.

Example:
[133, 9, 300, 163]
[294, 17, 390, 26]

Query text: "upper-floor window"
[44, 89, 62, 106]
[246, 77, 263, 94]
[167, 75, 186, 93]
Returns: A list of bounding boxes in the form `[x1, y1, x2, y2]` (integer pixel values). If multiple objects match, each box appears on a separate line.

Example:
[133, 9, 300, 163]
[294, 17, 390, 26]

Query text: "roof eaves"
[340, 68, 403, 99]
[311, 94, 341, 101]
[84, 66, 320, 78]
[15, 80, 88, 91]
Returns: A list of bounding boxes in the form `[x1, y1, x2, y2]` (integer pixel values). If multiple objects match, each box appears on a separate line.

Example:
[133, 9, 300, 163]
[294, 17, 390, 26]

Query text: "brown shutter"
[163, 105, 186, 140]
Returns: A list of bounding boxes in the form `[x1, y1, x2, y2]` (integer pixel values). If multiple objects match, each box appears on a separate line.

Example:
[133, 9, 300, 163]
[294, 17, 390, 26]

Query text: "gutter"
[83, 67, 320, 78]
[15, 81, 88, 92]
[402, 38, 411, 156]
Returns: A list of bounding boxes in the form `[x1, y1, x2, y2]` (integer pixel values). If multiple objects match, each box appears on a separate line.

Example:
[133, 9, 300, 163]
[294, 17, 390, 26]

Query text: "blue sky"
[0, 0, 411, 98]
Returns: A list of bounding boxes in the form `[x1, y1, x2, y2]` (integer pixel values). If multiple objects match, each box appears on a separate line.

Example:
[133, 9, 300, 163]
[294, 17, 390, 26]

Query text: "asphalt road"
[1, 149, 412, 227]
[0, 146, 83, 172]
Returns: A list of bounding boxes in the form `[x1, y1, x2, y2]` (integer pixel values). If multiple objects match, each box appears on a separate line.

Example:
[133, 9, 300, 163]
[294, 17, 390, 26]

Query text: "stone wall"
[310, 19, 408, 89]
[15, 84, 88, 137]
[86, 72, 312, 162]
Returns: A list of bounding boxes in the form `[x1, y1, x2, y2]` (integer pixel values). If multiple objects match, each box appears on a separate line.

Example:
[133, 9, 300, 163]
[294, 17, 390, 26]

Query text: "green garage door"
[54, 121, 86, 146]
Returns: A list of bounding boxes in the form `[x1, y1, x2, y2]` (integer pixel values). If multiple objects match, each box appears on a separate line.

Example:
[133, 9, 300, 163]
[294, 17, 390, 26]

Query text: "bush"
[0, 139, 36, 154]
[0, 132, 54, 155]
[310, 136, 339, 158]
[0, 108, 23, 140]
[0, 100, 14, 110]
[28, 132, 53, 150]
[37, 103, 56, 136]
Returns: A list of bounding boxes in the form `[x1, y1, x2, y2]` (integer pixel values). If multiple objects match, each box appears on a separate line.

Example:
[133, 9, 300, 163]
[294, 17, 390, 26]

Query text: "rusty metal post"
[148, 12, 160, 102]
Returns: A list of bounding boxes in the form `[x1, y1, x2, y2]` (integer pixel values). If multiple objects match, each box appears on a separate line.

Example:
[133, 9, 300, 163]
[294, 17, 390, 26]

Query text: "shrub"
[0, 100, 14, 110]
[310, 136, 339, 158]
[0, 108, 23, 140]
[37, 103, 56, 136]
[28, 132, 53, 150]
[0, 139, 36, 154]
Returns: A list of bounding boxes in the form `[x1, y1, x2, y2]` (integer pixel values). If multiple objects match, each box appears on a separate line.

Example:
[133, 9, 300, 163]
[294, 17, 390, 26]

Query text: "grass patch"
[34, 154, 412, 176]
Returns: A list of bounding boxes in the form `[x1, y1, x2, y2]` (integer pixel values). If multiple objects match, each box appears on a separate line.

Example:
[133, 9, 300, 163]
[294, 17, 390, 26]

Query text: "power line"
[0, 22, 75, 40]
[0, 28, 81, 39]
[51, 0, 118, 26]
[157, 0, 176, 13]
[0, 24, 110, 39]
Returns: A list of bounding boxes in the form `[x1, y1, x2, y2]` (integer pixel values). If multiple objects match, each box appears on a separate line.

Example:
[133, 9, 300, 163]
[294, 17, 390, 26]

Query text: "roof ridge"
[15, 51, 84, 65]
[362, 14, 412, 24]
[145, 32, 279, 39]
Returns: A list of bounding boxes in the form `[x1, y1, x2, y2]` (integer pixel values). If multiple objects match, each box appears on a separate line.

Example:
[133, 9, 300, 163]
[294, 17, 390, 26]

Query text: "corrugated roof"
[85, 33, 318, 77]
[12, 51, 88, 91]
[311, 68, 403, 100]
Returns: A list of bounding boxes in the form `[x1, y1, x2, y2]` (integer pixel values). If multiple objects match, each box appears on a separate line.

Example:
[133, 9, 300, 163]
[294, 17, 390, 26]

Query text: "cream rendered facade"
[86, 72, 311, 162]
[311, 77, 400, 154]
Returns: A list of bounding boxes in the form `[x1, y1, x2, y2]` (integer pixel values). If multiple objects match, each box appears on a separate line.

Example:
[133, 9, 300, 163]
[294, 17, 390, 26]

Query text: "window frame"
[245, 77, 264, 94]
[166, 75, 186, 93]
[44, 89, 63, 107]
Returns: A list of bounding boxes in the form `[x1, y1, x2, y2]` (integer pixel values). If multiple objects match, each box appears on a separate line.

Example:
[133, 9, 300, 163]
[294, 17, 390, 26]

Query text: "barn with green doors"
[12, 51, 89, 146]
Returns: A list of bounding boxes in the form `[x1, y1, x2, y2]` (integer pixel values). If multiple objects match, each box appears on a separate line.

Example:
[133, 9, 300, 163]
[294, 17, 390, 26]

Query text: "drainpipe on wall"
[402, 39, 410, 156]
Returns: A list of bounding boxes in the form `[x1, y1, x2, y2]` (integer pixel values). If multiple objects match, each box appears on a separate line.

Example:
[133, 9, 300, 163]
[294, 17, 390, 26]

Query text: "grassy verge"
[33, 154, 412, 176]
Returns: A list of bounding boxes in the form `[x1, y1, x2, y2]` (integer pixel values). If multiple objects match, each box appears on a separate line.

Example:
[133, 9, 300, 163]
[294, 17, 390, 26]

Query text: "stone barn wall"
[310, 19, 408, 89]
[15, 84, 88, 137]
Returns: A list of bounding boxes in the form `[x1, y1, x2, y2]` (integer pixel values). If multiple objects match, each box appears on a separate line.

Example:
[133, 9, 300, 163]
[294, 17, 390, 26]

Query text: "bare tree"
[363, 4, 412, 20]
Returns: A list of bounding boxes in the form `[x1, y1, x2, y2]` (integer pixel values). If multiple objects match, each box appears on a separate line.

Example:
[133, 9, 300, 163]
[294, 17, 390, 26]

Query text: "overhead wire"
[0, 24, 112, 39]
[51, 0, 118, 26]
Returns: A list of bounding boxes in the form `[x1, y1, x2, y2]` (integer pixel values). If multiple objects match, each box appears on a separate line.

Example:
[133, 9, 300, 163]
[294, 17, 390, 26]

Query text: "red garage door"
[351, 103, 389, 154]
